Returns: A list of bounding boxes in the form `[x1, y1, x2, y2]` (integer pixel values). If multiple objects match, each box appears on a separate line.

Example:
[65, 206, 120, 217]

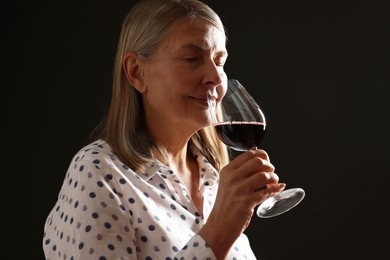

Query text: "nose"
[206, 78, 227, 102]
[203, 59, 225, 87]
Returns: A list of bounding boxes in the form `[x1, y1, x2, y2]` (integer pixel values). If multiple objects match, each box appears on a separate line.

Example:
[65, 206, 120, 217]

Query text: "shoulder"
[66, 139, 124, 177]
[73, 139, 111, 160]
[69, 139, 118, 167]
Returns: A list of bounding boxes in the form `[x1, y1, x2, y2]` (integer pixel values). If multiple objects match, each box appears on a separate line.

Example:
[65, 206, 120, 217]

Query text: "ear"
[122, 51, 147, 93]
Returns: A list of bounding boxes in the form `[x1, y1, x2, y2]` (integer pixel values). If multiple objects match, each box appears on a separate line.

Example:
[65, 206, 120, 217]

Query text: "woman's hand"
[214, 149, 285, 230]
[199, 149, 285, 259]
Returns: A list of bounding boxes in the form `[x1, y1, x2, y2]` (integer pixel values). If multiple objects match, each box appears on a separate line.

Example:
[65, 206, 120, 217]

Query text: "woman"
[42, 0, 285, 259]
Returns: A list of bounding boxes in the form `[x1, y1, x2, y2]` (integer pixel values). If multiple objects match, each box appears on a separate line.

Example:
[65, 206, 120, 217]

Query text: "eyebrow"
[179, 43, 228, 57]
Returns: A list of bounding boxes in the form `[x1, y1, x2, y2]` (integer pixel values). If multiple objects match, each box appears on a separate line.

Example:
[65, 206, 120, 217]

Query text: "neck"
[153, 139, 203, 217]
[154, 142, 191, 169]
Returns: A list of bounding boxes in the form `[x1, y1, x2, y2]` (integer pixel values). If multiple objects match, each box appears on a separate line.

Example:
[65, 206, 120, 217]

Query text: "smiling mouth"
[189, 94, 217, 101]
[189, 96, 210, 107]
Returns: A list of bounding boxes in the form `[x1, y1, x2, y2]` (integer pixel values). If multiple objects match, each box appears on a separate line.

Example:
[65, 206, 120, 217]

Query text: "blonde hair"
[90, 0, 229, 172]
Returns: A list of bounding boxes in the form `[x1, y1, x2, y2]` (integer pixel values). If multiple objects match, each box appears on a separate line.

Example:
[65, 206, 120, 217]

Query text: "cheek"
[147, 89, 183, 114]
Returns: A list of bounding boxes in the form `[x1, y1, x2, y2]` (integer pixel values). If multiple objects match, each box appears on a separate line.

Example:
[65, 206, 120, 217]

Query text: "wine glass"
[208, 79, 305, 218]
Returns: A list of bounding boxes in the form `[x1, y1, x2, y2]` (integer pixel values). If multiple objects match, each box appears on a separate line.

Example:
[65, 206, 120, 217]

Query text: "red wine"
[214, 121, 266, 151]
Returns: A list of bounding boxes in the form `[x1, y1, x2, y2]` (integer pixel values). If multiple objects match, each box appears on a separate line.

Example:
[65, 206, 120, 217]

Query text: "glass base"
[256, 188, 305, 218]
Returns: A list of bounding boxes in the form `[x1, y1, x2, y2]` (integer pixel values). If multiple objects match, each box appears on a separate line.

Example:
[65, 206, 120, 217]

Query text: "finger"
[255, 183, 286, 196]
[252, 183, 286, 205]
[228, 149, 270, 170]
[247, 172, 280, 191]
[265, 183, 286, 193]
[254, 149, 270, 161]
[235, 156, 275, 178]
[233, 172, 279, 197]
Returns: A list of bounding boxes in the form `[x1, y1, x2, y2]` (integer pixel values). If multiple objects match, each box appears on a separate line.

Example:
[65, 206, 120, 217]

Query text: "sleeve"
[43, 156, 138, 259]
[175, 234, 217, 259]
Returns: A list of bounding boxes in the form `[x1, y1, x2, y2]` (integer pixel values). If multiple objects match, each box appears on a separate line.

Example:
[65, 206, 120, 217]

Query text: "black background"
[2, 0, 389, 259]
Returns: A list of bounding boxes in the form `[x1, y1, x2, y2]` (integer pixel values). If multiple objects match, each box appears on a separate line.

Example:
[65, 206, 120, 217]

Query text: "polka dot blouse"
[43, 140, 256, 259]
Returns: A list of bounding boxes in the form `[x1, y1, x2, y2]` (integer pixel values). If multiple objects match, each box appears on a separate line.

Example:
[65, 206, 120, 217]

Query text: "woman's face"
[139, 18, 228, 134]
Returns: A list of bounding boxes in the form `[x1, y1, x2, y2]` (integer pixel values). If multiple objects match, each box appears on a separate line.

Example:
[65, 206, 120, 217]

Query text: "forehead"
[159, 18, 227, 54]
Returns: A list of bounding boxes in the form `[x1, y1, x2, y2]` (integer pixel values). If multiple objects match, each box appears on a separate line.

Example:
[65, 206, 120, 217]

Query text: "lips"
[189, 96, 208, 101]
[188, 96, 206, 106]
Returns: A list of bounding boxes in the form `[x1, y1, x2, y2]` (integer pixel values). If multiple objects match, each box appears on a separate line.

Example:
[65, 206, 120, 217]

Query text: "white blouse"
[43, 140, 256, 259]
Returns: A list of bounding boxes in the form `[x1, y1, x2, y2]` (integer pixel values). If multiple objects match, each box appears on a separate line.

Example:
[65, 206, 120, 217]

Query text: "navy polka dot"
[42, 140, 255, 259]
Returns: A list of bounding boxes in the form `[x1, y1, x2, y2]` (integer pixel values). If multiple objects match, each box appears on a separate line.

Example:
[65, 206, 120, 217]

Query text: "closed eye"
[185, 57, 199, 62]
